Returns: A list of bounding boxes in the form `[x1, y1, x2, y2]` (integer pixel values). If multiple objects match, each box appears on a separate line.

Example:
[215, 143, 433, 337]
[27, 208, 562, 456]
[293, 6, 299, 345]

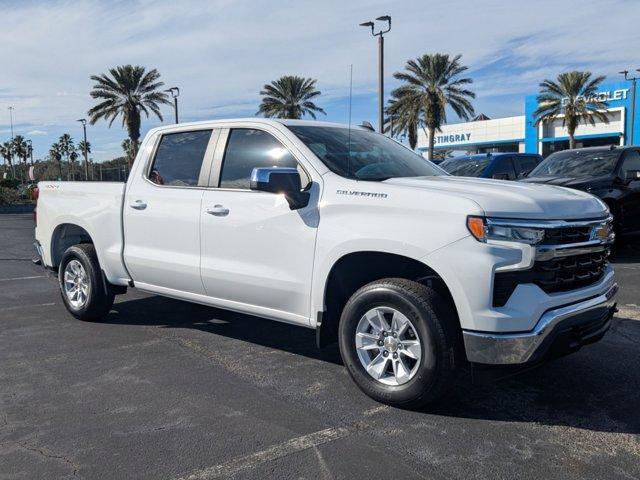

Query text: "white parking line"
[177, 424, 361, 480]
[0, 275, 46, 282]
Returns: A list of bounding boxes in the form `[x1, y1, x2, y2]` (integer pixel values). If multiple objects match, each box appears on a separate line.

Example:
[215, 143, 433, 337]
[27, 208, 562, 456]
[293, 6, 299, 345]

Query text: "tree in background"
[385, 98, 421, 149]
[0, 142, 14, 178]
[11, 135, 29, 180]
[390, 54, 475, 159]
[257, 76, 325, 119]
[533, 71, 609, 149]
[57, 134, 76, 180]
[48, 143, 63, 180]
[88, 65, 170, 167]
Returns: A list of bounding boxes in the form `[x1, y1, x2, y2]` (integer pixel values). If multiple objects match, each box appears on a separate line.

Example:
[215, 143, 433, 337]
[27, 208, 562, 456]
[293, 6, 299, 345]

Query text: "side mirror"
[624, 170, 640, 183]
[250, 167, 310, 210]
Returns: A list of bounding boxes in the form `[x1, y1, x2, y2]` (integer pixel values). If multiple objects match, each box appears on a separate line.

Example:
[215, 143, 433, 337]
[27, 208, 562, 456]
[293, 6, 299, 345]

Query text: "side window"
[149, 130, 212, 186]
[491, 157, 517, 180]
[516, 156, 539, 178]
[621, 150, 640, 174]
[219, 129, 306, 189]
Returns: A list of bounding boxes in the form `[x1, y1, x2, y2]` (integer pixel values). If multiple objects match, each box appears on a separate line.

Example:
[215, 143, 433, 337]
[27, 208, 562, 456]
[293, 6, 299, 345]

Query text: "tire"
[338, 278, 460, 409]
[58, 243, 114, 321]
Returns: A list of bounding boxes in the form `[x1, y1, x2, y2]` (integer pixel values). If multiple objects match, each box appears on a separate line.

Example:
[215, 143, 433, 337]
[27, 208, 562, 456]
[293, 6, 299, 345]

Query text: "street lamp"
[360, 15, 391, 133]
[77, 118, 89, 180]
[620, 69, 639, 145]
[164, 87, 180, 124]
[8, 106, 15, 178]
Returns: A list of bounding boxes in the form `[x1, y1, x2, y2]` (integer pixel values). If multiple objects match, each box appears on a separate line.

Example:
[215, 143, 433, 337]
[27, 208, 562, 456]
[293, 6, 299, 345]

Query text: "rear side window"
[621, 150, 640, 173]
[219, 129, 299, 189]
[149, 130, 212, 186]
[491, 157, 517, 180]
[516, 156, 539, 178]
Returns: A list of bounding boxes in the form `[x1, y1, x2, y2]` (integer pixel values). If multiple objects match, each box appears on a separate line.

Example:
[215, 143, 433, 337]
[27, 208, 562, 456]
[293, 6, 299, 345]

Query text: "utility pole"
[8, 106, 15, 178]
[77, 119, 89, 180]
[620, 69, 639, 145]
[360, 16, 391, 133]
[164, 87, 180, 123]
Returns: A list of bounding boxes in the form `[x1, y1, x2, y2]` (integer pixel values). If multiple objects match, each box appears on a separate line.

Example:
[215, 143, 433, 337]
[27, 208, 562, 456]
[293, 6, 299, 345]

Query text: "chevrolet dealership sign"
[561, 88, 629, 106]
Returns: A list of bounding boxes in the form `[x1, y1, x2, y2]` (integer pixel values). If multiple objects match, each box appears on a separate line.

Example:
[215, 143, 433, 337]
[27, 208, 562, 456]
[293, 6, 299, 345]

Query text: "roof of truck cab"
[146, 118, 360, 135]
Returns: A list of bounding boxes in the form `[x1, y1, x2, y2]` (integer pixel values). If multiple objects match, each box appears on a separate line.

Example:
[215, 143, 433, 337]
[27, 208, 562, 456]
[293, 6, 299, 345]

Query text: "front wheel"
[59, 244, 114, 321]
[338, 278, 461, 409]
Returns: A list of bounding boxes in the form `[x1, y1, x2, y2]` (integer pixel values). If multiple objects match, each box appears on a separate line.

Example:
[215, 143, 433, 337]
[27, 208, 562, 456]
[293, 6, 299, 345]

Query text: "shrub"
[0, 178, 20, 189]
[0, 187, 21, 205]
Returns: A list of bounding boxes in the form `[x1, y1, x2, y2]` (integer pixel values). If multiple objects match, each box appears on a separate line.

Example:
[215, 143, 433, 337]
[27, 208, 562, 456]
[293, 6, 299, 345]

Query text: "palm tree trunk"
[428, 127, 436, 160]
[568, 131, 576, 149]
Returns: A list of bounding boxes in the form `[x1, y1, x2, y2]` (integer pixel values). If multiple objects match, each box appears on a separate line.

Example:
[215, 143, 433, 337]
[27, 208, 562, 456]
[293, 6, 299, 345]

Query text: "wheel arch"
[50, 223, 94, 267]
[316, 250, 460, 348]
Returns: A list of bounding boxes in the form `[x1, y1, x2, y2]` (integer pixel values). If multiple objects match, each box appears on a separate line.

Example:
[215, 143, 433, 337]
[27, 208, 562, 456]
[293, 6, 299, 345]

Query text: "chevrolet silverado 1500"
[34, 119, 617, 407]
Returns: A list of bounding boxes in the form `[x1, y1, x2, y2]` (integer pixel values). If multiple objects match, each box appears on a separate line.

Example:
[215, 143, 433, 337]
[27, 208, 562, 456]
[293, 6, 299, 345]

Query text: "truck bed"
[35, 181, 130, 285]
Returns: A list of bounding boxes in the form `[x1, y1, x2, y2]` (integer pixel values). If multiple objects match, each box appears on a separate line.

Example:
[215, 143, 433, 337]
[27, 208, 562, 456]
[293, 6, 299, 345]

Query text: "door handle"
[130, 200, 147, 210]
[206, 204, 229, 216]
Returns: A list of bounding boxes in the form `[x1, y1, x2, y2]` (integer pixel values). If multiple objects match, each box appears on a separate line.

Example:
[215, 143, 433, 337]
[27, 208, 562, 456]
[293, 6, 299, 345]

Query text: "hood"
[384, 176, 607, 220]
[521, 174, 611, 187]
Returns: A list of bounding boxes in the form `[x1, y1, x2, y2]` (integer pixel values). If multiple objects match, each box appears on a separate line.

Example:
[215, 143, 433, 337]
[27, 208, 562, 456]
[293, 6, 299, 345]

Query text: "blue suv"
[439, 153, 543, 180]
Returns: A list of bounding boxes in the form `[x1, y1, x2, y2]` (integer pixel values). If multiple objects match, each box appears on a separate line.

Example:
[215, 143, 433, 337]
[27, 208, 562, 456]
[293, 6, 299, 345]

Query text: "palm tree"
[533, 71, 609, 149]
[11, 135, 29, 180]
[0, 141, 13, 178]
[385, 99, 421, 149]
[257, 75, 325, 119]
[88, 65, 170, 166]
[57, 134, 75, 180]
[78, 140, 91, 157]
[48, 143, 63, 180]
[390, 54, 475, 160]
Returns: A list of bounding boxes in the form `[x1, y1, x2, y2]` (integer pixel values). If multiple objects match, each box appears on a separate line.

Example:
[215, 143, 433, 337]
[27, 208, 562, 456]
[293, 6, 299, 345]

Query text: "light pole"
[360, 15, 391, 133]
[77, 119, 89, 180]
[620, 69, 639, 145]
[164, 87, 180, 123]
[8, 106, 15, 178]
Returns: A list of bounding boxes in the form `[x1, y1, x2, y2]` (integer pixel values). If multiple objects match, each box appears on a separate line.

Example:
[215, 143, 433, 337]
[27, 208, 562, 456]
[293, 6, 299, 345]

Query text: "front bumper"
[462, 283, 618, 365]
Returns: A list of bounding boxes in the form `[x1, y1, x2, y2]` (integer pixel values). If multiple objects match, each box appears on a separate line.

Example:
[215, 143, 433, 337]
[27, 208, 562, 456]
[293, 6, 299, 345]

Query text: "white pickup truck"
[34, 119, 617, 407]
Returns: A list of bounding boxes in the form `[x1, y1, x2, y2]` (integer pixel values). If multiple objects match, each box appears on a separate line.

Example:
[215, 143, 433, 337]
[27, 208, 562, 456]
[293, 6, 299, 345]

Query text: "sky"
[1, 0, 640, 162]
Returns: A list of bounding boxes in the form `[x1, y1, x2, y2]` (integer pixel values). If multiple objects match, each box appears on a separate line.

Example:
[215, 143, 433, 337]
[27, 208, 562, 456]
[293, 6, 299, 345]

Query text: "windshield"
[440, 157, 490, 177]
[287, 126, 443, 180]
[530, 150, 620, 177]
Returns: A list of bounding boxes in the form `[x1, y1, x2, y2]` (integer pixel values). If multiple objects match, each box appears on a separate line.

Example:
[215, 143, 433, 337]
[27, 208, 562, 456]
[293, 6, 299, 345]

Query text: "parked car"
[523, 146, 640, 238]
[439, 153, 543, 180]
[34, 119, 616, 408]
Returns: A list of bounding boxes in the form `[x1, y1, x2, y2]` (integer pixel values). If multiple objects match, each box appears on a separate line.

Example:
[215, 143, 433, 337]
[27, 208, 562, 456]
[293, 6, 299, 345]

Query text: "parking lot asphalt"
[0, 213, 639, 480]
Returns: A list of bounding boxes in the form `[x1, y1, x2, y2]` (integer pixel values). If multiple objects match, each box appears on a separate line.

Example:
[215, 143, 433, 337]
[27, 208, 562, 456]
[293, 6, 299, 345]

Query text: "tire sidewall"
[339, 284, 443, 405]
[58, 245, 101, 319]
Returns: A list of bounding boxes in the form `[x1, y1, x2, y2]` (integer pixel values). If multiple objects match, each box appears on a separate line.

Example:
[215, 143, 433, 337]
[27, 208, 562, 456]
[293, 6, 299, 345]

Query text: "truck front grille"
[542, 226, 592, 245]
[493, 251, 608, 307]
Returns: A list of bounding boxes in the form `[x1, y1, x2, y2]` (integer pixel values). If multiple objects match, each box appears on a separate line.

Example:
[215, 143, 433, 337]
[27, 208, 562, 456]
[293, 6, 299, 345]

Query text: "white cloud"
[1, 0, 639, 160]
[26, 129, 48, 136]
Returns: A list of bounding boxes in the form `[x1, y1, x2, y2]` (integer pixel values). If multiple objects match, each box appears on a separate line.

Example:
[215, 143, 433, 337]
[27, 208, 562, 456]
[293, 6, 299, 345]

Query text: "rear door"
[199, 126, 320, 324]
[123, 128, 219, 294]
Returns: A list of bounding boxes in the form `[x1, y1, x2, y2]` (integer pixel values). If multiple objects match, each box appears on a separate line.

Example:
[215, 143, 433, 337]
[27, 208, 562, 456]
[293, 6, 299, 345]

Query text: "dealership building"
[416, 81, 639, 156]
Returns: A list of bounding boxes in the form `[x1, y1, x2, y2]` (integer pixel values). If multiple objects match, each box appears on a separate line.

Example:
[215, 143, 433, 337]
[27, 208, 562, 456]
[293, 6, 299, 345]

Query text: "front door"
[200, 127, 319, 324]
[123, 128, 218, 294]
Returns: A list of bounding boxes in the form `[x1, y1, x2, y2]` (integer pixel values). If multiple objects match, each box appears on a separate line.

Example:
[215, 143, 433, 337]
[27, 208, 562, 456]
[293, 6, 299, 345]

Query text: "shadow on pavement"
[107, 294, 640, 435]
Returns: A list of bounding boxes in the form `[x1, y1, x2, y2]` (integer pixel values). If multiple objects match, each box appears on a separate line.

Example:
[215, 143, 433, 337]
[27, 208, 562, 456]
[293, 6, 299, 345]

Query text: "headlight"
[467, 216, 545, 244]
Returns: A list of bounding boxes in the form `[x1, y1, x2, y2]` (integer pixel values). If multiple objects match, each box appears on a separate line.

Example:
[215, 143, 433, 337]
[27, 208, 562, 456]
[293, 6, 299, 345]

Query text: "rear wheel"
[339, 278, 460, 409]
[58, 244, 114, 321]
